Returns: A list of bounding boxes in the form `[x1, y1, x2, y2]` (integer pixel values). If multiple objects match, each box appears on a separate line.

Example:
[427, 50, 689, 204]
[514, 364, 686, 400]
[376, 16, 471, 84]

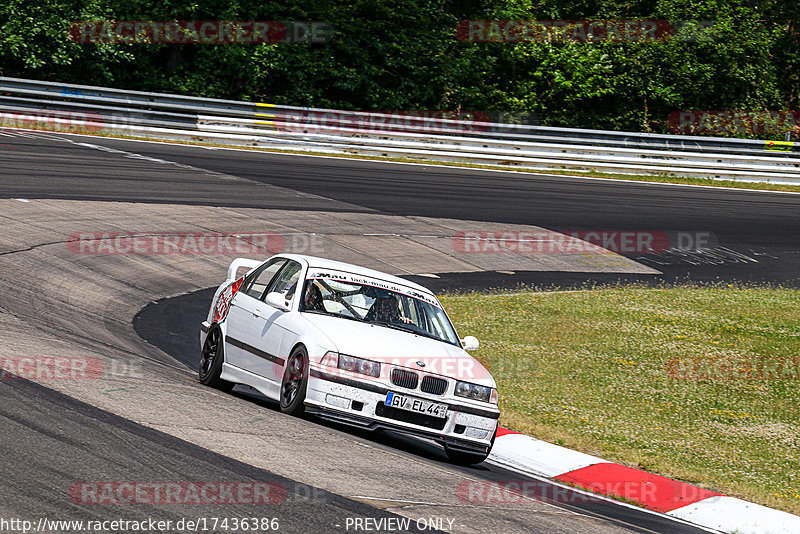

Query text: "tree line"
[1, 0, 798, 137]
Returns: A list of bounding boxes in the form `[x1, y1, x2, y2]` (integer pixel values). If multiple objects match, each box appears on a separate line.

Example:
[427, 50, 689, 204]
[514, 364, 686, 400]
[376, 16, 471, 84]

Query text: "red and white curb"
[487, 427, 800, 534]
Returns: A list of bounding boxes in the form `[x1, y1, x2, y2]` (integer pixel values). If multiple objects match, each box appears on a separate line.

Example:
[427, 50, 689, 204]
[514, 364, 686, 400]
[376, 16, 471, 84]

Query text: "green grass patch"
[440, 285, 800, 514]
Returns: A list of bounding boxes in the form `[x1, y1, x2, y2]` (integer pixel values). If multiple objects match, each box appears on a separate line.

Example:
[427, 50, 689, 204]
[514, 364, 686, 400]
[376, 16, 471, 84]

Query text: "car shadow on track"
[230, 384, 479, 468]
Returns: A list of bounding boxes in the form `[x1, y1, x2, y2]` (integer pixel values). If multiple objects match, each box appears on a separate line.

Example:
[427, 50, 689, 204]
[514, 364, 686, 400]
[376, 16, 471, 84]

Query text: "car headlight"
[323, 351, 381, 378]
[358, 358, 381, 377]
[455, 380, 496, 403]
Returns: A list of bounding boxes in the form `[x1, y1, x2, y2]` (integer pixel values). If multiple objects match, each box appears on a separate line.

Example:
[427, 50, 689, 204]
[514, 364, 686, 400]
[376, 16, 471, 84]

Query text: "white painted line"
[348, 496, 444, 506]
[14, 199, 29, 203]
[667, 496, 800, 534]
[25, 132, 65, 141]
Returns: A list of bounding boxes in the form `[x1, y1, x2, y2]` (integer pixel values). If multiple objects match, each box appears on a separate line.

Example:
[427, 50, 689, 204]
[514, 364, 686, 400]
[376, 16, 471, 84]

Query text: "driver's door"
[233, 260, 303, 385]
[225, 258, 285, 371]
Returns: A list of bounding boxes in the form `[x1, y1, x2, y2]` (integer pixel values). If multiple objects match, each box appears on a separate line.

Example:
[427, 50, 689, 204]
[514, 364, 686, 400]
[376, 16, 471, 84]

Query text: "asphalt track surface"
[0, 376, 437, 534]
[3, 129, 797, 533]
[3, 132, 799, 291]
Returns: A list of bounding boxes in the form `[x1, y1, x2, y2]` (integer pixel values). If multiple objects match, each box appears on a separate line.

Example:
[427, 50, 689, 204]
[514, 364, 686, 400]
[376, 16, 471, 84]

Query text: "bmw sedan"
[199, 254, 499, 464]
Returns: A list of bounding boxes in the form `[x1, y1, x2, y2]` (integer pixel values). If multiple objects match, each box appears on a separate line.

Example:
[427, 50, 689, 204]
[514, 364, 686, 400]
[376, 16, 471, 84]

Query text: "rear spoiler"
[226, 258, 262, 282]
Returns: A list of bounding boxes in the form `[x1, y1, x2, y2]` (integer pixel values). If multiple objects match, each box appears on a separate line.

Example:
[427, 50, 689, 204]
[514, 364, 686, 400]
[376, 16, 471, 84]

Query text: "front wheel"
[199, 325, 234, 392]
[280, 347, 308, 416]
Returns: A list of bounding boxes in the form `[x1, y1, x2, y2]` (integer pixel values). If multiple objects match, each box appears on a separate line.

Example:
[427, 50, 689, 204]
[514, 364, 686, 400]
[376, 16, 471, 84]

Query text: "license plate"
[385, 392, 448, 418]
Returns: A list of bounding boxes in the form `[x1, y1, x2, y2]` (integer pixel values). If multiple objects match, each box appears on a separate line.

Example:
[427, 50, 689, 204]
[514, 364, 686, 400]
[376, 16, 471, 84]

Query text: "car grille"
[420, 376, 448, 395]
[375, 402, 447, 430]
[390, 368, 419, 389]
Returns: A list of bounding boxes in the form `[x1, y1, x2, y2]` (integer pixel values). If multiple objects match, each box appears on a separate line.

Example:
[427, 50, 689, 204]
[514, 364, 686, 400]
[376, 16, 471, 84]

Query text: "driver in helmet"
[302, 283, 324, 311]
[368, 294, 412, 324]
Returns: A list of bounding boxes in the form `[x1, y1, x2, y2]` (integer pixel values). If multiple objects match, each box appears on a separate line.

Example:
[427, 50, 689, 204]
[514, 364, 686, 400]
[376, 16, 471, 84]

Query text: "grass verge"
[440, 285, 800, 514]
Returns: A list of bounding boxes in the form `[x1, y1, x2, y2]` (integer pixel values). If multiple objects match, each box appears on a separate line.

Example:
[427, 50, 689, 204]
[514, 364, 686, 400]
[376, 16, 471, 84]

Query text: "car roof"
[276, 254, 435, 296]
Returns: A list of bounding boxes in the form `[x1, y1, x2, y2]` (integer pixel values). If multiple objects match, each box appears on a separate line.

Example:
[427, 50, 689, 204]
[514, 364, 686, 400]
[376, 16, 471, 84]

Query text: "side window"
[242, 259, 285, 300]
[267, 261, 302, 302]
[425, 307, 450, 340]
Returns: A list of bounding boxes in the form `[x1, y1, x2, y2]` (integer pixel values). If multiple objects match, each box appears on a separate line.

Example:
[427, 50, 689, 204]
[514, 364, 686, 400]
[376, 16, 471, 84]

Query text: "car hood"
[301, 313, 495, 387]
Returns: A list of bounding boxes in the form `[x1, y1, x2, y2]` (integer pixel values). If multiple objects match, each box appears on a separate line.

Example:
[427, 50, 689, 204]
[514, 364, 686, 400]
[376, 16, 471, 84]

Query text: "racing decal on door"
[213, 276, 244, 323]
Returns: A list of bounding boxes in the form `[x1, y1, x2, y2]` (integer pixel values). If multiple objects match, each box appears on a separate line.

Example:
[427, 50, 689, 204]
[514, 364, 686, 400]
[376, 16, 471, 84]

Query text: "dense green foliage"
[1, 1, 798, 134]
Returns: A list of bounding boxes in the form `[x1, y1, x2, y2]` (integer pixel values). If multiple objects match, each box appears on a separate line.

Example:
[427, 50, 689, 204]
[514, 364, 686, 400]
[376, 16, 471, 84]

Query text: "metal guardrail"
[1, 76, 799, 183]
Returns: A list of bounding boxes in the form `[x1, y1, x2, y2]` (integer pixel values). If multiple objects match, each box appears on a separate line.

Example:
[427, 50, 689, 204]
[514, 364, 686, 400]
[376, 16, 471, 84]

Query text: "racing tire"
[199, 324, 234, 393]
[280, 346, 309, 416]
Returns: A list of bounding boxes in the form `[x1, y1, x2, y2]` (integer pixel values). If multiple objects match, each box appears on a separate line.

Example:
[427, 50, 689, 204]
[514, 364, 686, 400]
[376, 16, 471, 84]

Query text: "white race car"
[199, 254, 499, 464]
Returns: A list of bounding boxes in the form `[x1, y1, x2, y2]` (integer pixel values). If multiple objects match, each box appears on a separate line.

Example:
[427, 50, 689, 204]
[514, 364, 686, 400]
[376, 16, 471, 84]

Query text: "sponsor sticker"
[213, 277, 245, 323]
[307, 270, 442, 309]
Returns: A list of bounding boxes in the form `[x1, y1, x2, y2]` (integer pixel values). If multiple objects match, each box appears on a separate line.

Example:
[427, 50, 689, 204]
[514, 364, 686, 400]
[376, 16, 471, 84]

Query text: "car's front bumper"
[306, 366, 499, 453]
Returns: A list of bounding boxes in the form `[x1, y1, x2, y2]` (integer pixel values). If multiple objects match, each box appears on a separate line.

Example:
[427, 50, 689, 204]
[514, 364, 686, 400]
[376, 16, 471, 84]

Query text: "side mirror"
[461, 336, 480, 351]
[265, 292, 290, 312]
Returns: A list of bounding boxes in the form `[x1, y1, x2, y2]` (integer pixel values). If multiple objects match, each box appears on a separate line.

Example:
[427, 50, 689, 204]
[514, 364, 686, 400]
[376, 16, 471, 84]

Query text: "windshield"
[300, 269, 460, 346]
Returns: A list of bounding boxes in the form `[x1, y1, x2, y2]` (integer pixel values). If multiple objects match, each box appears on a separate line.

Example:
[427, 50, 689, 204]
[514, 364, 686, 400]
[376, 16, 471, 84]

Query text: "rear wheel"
[199, 325, 234, 393]
[280, 347, 309, 416]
